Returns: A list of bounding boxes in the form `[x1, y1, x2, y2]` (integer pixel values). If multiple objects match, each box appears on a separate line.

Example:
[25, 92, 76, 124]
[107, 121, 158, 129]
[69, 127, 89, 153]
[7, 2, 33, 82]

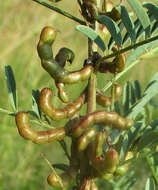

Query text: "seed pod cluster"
[14, 24, 134, 189]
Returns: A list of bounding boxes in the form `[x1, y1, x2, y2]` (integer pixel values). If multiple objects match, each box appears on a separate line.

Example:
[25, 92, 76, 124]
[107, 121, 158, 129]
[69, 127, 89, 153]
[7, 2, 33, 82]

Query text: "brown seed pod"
[96, 83, 122, 107]
[39, 88, 86, 121]
[88, 139, 119, 175]
[48, 139, 79, 188]
[56, 82, 69, 103]
[77, 128, 97, 152]
[72, 111, 133, 137]
[15, 112, 66, 144]
[99, 47, 126, 74]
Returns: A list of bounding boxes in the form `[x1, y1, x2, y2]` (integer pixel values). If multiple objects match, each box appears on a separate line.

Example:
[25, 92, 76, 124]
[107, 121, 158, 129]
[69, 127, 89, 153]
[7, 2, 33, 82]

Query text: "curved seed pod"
[99, 48, 126, 74]
[56, 82, 69, 103]
[48, 139, 79, 188]
[55, 47, 75, 67]
[72, 111, 133, 137]
[47, 165, 78, 188]
[39, 88, 85, 121]
[89, 146, 119, 175]
[37, 27, 94, 83]
[108, 47, 126, 74]
[96, 83, 122, 107]
[78, 128, 97, 152]
[41, 59, 94, 83]
[37, 26, 57, 60]
[15, 112, 66, 144]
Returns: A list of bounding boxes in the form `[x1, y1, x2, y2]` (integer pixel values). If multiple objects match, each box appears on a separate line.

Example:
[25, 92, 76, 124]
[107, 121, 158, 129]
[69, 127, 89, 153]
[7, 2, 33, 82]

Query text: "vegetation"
[1, 0, 158, 189]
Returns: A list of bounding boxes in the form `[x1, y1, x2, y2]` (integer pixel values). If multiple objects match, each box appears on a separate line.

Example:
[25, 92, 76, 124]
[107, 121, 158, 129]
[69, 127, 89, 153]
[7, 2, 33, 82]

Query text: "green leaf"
[145, 177, 156, 190]
[127, 72, 158, 119]
[108, 22, 124, 50]
[32, 90, 41, 119]
[97, 15, 122, 47]
[120, 5, 136, 43]
[127, 0, 151, 38]
[143, 3, 158, 21]
[5, 65, 17, 112]
[76, 25, 106, 52]
[138, 130, 158, 151]
[134, 80, 142, 100]
[119, 122, 142, 160]
[53, 163, 69, 171]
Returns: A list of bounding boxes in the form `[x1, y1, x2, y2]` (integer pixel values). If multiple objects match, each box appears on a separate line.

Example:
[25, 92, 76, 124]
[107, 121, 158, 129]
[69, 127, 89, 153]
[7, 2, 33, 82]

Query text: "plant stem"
[58, 140, 71, 161]
[87, 72, 96, 113]
[32, 0, 86, 25]
[96, 34, 158, 70]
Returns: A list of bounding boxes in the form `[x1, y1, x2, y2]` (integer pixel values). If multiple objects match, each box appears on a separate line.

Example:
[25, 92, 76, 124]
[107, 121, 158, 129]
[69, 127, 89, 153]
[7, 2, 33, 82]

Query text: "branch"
[32, 0, 86, 25]
[96, 34, 158, 70]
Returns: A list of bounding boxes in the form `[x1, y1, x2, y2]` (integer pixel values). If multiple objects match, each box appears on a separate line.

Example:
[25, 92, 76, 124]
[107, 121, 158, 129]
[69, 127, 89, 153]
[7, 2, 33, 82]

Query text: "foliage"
[1, 0, 158, 189]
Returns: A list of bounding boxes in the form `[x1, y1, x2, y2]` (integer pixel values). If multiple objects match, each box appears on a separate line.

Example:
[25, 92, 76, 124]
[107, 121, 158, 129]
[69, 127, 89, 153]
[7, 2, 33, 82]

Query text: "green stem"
[96, 34, 158, 70]
[58, 140, 71, 161]
[32, 0, 86, 25]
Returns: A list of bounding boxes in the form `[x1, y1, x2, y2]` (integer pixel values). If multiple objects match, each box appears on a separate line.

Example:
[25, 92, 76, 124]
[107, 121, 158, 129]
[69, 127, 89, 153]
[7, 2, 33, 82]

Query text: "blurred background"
[0, 0, 158, 189]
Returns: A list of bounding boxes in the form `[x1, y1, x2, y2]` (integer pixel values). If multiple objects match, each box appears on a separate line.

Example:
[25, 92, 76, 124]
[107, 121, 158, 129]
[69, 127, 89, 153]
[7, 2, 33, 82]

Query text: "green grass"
[1, 0, 158, 189]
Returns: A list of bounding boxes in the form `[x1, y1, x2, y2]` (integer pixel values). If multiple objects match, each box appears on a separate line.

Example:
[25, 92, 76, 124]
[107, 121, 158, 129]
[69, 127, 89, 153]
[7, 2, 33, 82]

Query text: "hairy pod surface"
[72, 111, 133, 137]
[96, 83, 122, 107]
[39, 88, 85, 121]
[15, 112, 66, 144]
[78, 128, 97, 152]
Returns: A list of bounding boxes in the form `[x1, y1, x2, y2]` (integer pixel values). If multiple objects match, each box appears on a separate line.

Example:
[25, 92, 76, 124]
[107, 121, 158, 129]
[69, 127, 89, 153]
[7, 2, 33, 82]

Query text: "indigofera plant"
[7, 0, 158, 189]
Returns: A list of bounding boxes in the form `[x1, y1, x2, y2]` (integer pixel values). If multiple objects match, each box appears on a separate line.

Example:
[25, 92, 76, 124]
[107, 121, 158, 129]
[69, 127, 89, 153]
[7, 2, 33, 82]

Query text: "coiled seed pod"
[56, 82, 69, 103]
[78, 128, 97, 152]
[96, 83, 122, 107]
[55, 47, 75, 67]
[39, 88, 85, 121]
[15, 112, 66, 144]
[37, 26, 94, 83]
[72, 111, 133, 137]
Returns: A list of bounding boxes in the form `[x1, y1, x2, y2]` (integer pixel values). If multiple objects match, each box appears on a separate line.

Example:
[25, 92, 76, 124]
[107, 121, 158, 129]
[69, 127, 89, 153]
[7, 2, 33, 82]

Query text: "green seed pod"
[39, 88, 85, 121]
[15, 112, 66, 144]
[48, 140, 79, 188]
[37, 27, 94, 84]
[96, 83, 122, 107]
[115, 151, 134, 176]
[78, 128, 97, 152]
[72, 111, 133, 137]
[55, 47, 75, 67]
[37, 26, 57, 60]
[56, 82, 69, 103]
